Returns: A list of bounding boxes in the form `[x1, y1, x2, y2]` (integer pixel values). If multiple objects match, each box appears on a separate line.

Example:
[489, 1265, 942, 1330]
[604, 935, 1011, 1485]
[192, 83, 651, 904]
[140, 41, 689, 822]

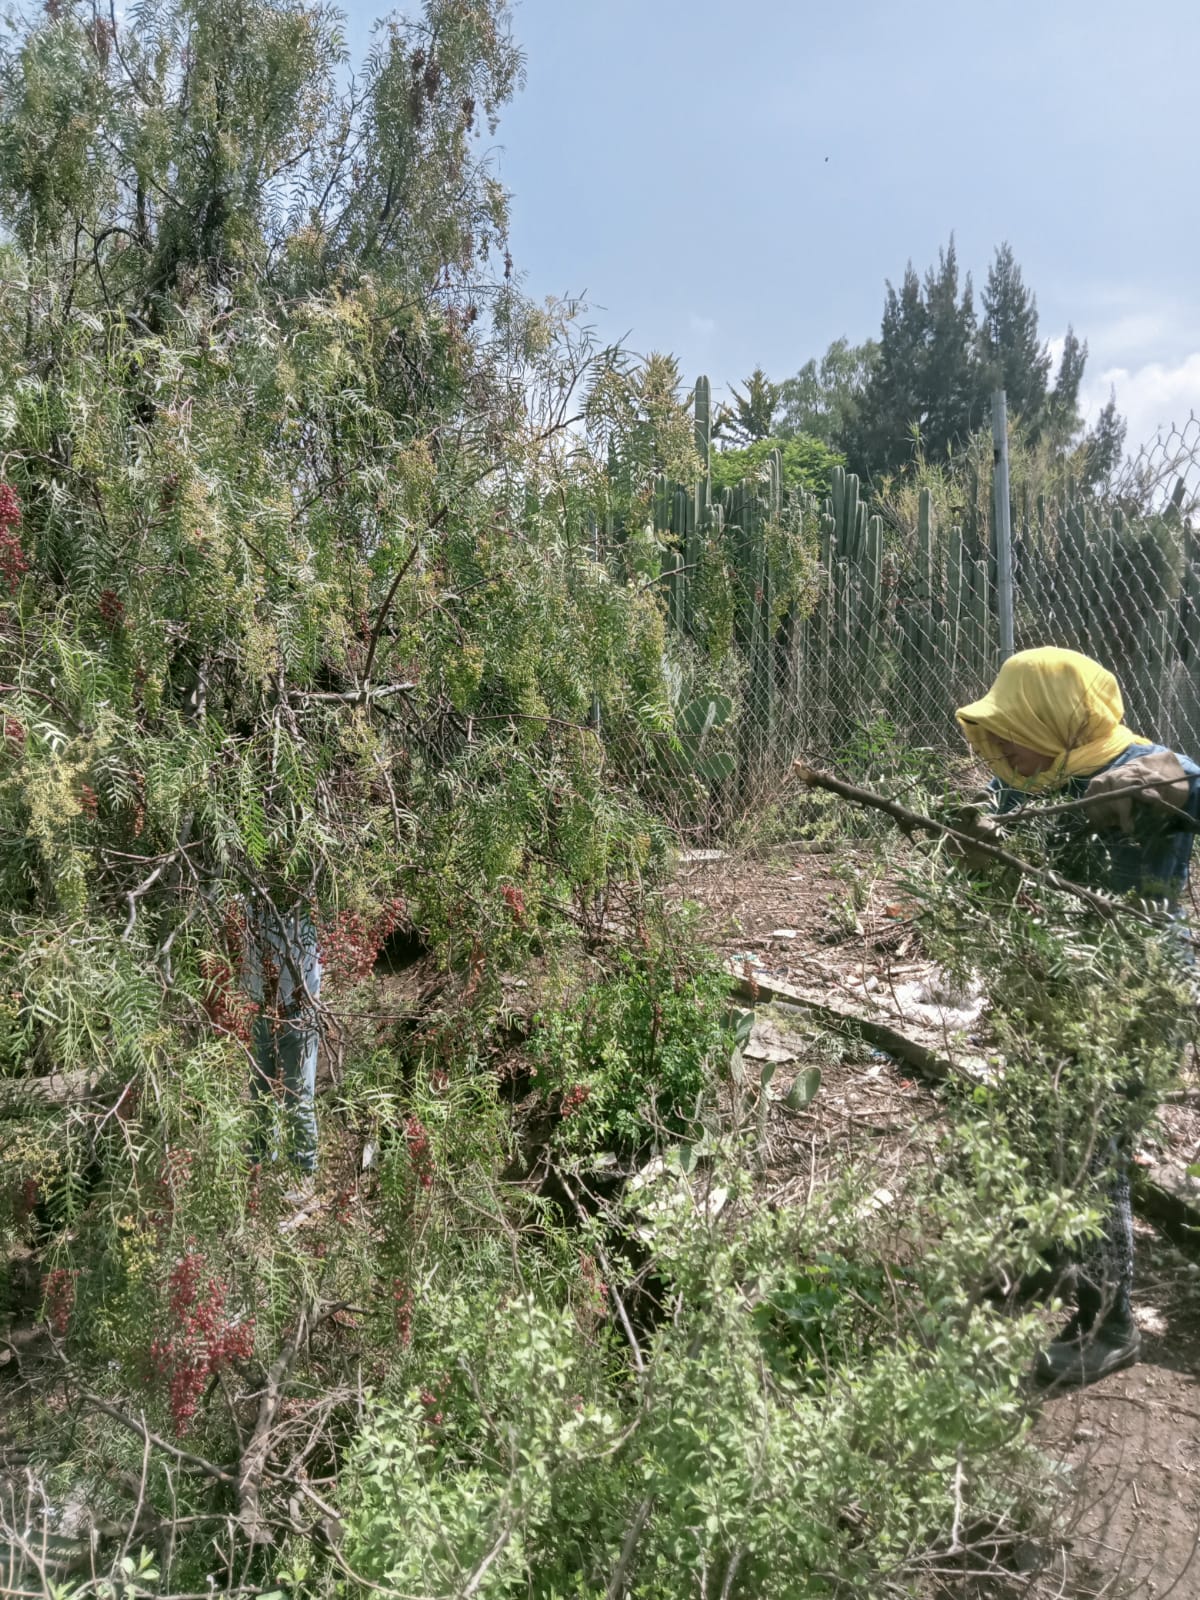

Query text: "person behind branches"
[954, 645, 1200, 1388]
[243, 894, 322, 1190]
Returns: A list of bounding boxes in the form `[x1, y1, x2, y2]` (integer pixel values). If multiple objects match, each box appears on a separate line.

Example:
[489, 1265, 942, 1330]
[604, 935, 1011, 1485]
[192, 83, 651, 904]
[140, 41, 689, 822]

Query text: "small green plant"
[837, 714, 948, 798]
[530, 927, 733, 1156]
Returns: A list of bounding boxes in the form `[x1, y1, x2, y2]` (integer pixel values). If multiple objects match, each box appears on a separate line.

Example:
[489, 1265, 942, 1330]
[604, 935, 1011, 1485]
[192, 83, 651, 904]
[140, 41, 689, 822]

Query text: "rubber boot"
[1035, 1309, 1140, 1389]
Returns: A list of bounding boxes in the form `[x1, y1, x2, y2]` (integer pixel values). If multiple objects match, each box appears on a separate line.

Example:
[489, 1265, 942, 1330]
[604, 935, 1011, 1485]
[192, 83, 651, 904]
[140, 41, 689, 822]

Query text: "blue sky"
[344, 0, 1200, 449]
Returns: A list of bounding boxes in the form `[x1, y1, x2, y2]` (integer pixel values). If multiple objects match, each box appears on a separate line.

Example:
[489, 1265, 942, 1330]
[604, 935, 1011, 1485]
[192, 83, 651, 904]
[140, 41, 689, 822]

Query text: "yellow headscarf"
[956, 646, 1149, 792]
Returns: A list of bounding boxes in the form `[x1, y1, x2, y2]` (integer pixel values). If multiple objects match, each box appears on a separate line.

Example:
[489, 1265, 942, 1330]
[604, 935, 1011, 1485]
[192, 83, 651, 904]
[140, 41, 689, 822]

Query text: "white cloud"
[1081, 352, 1200, 452]
[1088, 311, 1173, 363]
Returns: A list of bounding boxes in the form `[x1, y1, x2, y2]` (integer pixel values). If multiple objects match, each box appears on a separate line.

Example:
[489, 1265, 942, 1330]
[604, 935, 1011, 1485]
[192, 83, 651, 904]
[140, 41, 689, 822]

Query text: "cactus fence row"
[601, 381, 1200, 819]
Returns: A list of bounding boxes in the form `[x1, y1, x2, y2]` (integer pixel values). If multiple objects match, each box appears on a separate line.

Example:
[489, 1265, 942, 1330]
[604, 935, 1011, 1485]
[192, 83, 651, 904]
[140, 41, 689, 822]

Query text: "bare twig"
[122, 858, 171, 941]
[362, 506, 448, 688]
[1006, 774, 1200, 829]
[553, 1167, 646, 1376]
[459, 1506, 517, 1599]
[236, 1305, 312, 1545]
[605, 1496, 654, 1600]
[289, 682, 416, 706]
[0, 681, 83, 734]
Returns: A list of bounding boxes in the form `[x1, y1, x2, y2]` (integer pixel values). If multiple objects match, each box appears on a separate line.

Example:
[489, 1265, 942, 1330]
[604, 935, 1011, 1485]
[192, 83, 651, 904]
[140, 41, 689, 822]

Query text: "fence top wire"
[1116, 413, 1200, 513]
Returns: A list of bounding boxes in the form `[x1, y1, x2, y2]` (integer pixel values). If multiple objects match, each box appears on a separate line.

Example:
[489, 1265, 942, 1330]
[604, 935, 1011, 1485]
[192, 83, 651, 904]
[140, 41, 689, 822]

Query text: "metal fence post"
[992, 389, 1015, 661]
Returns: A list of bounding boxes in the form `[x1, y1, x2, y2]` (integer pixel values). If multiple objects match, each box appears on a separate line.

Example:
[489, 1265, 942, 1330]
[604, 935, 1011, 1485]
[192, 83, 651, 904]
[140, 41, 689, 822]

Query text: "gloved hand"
[942, 798, 1003, 868]
[1081, 752, 1191, 834]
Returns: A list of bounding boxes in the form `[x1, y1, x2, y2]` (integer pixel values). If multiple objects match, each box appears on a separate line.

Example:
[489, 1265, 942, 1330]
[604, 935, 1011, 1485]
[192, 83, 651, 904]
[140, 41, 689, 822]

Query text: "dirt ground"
[677, 843, 1200, 1600]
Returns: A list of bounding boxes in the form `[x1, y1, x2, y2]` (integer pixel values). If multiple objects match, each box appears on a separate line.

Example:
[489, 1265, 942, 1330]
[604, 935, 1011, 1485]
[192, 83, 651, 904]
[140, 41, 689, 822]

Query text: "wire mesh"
[601, 401, 1200, 833]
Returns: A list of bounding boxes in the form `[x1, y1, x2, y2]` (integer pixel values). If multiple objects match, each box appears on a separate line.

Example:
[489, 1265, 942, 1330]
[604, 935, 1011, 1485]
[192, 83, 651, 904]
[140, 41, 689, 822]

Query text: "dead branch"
[362, 506, 447, 688]
[459, 1504, 517, 1599]
[289, 682, 416, 706]
[605, 1496, 654, 1600]
[0, 1069, 108, 1110]
[726, 961, 961, 1086]
[553, 1167, 646, 1376]
[236, 1305, 311, 1546]
[232, 1297, 350, 1546]
[1007, 773, 1200, 828]
[122, 857, 171, 941]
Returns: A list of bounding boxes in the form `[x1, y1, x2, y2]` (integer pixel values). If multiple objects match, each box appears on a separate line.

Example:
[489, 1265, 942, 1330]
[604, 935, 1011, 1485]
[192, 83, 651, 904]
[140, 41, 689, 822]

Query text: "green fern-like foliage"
[0, 0, 695, 1567]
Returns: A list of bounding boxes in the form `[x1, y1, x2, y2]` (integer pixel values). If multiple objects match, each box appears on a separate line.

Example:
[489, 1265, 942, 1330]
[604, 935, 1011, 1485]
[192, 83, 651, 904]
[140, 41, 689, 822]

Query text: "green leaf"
[676, 693, 732, 739]
[785, 1068, 821, 1110]
[695, 751, 736, 784]
[730, 1009, 755, 1049]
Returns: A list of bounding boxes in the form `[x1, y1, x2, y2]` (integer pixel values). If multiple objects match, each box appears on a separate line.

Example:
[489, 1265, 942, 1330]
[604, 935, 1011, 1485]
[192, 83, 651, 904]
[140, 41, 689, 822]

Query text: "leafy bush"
[710, 434, 844, 497]
[343, 1137, 1084, 1599]
[530, 921, 733, 1155]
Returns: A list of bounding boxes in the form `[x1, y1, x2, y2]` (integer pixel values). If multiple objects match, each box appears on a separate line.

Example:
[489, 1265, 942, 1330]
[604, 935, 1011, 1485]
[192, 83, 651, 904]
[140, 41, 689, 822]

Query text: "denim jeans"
[245, 902, 321, 1174]
[1075, 1137, 1134, 1330]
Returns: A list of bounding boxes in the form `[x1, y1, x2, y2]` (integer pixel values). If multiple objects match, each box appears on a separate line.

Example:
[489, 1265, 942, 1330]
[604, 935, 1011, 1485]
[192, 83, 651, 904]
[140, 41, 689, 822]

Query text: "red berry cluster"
[419, 1372, 450, 1429]
[315, 895, 406, 990]
[0, 483, 28, 595]
[560, 1083, 592, 1119]
[78, 782, 99, 820]
[221, 900, 247, 953]
[2, 716, 24, 751]
[98, 588, 126, 629]
[405, 1115, 434, 1190]
[392, 1278, 414, 1347]
[198, 950, 258, 1045]
[502, 884, 526, 925]
[43, 1267, 77, 1338]
[150, 1252, 254, 1435]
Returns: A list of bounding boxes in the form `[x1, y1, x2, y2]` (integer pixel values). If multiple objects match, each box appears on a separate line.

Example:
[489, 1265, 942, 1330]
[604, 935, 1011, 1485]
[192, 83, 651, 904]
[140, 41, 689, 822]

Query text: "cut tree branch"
[791, 763, 1166, 930]
[75, 1390, 237, 1486]
[288, 682, 416, 706]
[1006, 775, 1200, 828]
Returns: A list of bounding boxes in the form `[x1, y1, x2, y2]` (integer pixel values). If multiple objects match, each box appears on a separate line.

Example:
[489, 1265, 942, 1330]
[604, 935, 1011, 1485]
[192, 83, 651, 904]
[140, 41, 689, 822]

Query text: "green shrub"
[529, 925, 732, 1156]
[343, 1137, 1077, 1600]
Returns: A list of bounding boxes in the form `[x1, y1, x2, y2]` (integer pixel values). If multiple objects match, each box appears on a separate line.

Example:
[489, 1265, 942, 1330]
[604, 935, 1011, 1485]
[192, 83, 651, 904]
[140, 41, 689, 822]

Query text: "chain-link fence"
[610, 384, 1200, 831]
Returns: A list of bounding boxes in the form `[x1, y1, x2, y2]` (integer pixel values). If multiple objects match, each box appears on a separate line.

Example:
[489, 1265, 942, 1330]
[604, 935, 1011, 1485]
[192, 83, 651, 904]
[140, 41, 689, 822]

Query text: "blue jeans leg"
[250, 1013, 319, 1174]
[246, 905, 321, 1174]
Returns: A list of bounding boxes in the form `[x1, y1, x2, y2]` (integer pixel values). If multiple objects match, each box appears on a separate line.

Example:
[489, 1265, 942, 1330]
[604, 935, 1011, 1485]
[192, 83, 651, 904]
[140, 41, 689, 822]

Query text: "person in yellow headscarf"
[955, 647, 1200, 1390]
[956, 646, 1197, 900]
